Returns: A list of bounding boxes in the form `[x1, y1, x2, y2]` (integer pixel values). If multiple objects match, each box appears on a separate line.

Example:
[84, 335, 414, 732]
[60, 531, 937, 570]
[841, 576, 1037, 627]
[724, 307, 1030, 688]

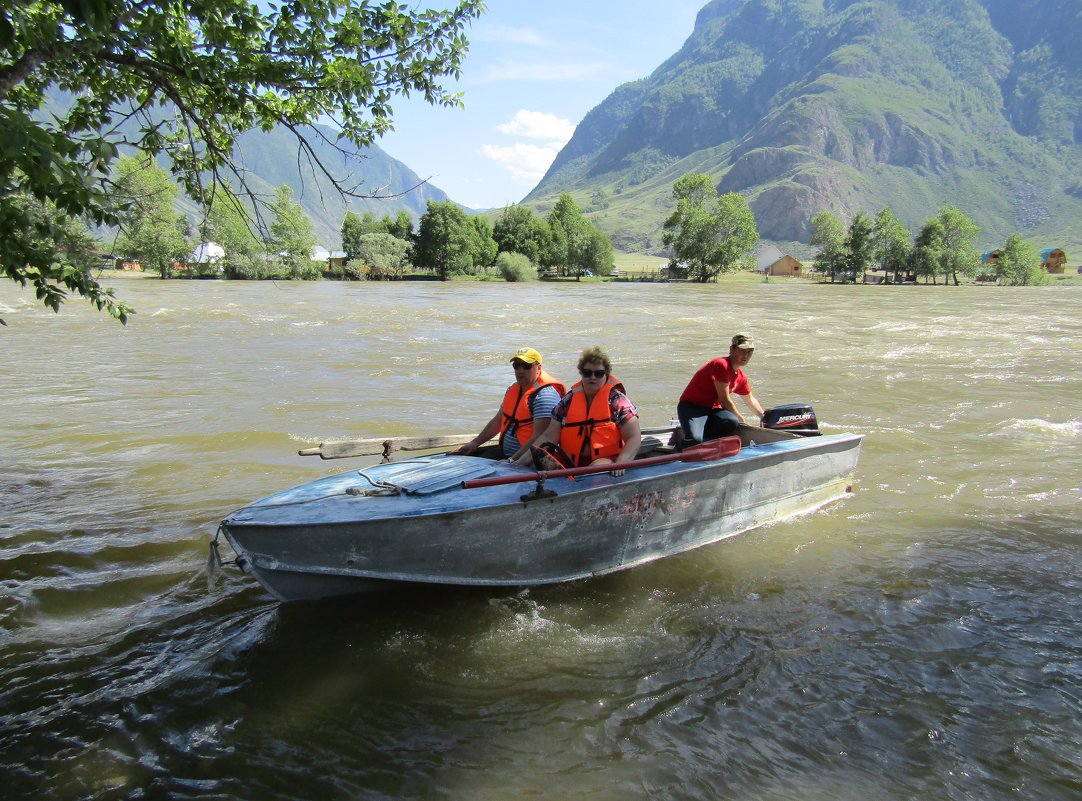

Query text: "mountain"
[526, 0, 1082, 256]
[41, 89, 448, 248]
[212, 124, 452, 247]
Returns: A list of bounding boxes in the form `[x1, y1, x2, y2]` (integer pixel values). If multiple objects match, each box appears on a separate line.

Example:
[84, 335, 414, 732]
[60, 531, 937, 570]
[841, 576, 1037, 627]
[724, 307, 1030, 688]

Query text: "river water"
[1, 277, 1079, 800]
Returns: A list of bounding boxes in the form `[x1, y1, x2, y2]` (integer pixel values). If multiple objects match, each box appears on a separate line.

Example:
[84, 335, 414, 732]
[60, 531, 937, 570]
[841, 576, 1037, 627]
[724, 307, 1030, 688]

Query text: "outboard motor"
[761, 403, 821, 436]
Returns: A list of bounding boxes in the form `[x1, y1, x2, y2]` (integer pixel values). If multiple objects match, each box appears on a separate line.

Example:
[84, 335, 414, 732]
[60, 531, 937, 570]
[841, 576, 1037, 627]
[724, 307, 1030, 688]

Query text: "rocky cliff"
[527, 0, 1082, 252]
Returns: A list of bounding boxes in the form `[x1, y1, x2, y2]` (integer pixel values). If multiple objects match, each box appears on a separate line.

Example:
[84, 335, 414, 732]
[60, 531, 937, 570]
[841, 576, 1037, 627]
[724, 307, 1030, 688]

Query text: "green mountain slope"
[526, 0, 1082, 256]
[42, 88, 451, 249]
[215, 124, 452, 247]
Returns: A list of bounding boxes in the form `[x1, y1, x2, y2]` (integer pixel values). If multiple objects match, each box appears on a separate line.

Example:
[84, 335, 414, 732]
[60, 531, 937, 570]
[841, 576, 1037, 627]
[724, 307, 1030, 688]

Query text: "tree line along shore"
[95, 160, 1069, 291]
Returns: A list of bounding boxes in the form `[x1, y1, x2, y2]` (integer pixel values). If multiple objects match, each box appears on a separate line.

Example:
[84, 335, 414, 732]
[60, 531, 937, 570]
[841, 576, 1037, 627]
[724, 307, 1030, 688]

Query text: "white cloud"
[480, 143, 563, 184]
[496, 110, 575, 143]
[481, 110, 576, 184]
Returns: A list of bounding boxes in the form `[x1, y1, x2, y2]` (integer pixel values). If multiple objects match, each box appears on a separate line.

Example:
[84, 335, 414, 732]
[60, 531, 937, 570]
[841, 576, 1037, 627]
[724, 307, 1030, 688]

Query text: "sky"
[374, 0, 704, 210]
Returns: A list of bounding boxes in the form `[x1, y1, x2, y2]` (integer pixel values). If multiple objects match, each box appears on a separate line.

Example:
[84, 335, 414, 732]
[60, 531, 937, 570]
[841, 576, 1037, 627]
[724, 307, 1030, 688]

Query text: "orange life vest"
[559, 376, 626, 466]
[499, 370, 567, 451]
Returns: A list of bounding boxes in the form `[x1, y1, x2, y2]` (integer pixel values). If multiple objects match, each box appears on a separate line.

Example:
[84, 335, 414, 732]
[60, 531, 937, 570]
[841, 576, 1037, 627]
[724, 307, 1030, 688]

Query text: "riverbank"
[93, 263, 1082, 286]
[97, 266, 1082, 287]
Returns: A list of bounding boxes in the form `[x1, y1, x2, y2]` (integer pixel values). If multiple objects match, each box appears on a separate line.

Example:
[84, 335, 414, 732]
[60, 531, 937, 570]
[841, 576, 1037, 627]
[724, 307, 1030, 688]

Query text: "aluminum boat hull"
[220, 429, 863, 601]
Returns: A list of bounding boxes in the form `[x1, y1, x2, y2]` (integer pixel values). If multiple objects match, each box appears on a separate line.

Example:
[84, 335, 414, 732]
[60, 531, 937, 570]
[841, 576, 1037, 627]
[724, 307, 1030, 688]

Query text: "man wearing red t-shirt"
[677, 333, 766, 444]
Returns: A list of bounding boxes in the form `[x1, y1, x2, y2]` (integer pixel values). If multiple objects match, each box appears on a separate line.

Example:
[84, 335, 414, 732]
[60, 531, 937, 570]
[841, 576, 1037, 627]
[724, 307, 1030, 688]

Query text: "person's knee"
[704, 412, 739, 439]
[677, 403, 709, 443]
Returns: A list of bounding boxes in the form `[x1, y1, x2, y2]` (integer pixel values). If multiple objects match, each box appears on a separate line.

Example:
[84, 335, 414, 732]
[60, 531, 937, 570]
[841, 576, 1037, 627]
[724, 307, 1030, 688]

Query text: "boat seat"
[636, 434, 666, 457]
[636, 428, 679, 454]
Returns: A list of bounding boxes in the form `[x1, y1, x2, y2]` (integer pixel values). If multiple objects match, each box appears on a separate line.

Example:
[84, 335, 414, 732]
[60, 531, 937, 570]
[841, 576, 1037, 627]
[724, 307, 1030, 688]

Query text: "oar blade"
[679, 436, 741, 461]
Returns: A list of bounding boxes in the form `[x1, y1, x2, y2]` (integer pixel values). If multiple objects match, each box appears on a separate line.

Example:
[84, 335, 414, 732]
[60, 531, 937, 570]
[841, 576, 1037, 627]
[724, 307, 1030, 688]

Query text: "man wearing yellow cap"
[455, 347, 567, 464]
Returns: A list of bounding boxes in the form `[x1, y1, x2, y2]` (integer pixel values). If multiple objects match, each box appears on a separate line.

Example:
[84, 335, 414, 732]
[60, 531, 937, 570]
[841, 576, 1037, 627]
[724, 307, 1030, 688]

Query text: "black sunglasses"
[511, 360, 533, 369]
[579, 368, 607, 378]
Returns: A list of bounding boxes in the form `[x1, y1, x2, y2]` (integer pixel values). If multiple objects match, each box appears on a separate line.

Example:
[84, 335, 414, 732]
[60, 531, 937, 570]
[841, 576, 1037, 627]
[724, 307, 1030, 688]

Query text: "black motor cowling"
[761, 403, 821, 436]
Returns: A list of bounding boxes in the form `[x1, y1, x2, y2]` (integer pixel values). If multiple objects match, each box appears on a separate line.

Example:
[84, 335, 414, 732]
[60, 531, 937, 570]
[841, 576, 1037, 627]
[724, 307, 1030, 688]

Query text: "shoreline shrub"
[497, 251, 537, 282]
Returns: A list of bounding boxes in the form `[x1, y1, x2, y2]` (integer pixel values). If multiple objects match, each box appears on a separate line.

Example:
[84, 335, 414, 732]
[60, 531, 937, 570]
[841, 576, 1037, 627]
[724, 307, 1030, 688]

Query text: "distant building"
[311, 246, 348, 271]
[660, 261, 689, 280]
[1040, 247, 1066, 274]
[756, 246, 783, 271]
[767, 254, 804, 276]
[328, 251, 347, 271]
[756, 246, 805, 276]
[977, 249, 1003, 281]
[982, 247, 1067, 276]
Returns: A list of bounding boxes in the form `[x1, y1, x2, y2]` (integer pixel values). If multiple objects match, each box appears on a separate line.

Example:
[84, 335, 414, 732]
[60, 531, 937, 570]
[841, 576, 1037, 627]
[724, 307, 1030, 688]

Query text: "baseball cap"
[731, 333, 755, 350]
[510, 347, 543, 365]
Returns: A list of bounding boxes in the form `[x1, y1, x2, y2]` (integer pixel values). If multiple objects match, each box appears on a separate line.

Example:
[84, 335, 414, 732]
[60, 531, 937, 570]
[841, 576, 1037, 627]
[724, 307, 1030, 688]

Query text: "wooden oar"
[461, 436, 741, 489]
[298, 424, 682, 461]
[298, 425, 681, 461]
[299, 434, 490, 460]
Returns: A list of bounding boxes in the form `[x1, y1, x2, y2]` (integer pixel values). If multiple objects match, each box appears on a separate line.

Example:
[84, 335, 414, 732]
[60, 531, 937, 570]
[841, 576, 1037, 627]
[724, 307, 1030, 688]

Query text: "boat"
[216, 407, 864, 602]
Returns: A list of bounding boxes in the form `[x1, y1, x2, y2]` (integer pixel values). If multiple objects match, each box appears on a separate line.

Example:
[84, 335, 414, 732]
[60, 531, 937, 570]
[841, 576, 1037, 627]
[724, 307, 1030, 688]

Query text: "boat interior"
[472, 422, 797, 463]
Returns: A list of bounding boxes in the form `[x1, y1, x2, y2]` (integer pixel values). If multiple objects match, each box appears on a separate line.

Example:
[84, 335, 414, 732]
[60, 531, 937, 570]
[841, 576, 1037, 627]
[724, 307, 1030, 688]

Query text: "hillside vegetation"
[44, 89, 455, 250]
[526, 0, 1082, 258]
[197, 125, 454, 248]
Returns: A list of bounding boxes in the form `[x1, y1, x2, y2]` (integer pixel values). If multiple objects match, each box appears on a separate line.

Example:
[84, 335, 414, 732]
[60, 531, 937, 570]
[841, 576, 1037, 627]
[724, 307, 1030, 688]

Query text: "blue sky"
[375, 0, 704, 210]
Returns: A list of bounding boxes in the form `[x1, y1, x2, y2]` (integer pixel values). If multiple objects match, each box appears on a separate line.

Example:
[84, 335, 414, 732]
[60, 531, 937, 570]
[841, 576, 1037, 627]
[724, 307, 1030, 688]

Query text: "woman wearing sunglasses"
[537, 346, 642, 474]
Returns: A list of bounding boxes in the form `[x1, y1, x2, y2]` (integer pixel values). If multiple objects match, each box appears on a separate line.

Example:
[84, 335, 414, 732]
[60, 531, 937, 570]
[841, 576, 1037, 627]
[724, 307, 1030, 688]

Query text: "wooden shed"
[766, 254, 804, 276]
[756, 246, 804, 277]
[1040, 248, 1066, 274]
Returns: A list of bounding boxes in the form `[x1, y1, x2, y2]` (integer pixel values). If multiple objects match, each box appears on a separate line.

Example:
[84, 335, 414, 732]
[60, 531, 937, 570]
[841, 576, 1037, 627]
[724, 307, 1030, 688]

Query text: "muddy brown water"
[1, 278, 1079, 799]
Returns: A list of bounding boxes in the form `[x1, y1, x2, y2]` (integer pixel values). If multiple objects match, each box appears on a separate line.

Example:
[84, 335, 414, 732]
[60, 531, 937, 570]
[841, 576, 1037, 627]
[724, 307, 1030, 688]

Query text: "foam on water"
[996, 417, 1082, 438]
